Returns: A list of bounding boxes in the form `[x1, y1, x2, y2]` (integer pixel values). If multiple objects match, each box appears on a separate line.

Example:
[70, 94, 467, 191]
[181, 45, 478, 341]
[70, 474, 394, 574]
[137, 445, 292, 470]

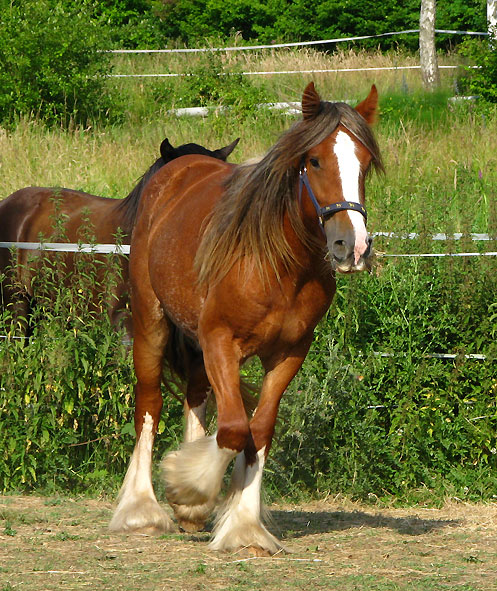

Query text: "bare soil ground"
[1, 495, 496, 591]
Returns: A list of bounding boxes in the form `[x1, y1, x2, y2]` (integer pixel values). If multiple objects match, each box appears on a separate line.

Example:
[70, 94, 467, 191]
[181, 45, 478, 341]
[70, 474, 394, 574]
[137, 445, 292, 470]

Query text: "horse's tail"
[162, 323, 258, 415]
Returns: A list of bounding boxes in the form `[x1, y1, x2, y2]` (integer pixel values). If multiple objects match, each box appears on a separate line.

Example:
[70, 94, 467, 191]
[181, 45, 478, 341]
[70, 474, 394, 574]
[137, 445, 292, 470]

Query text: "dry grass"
[1, 495, 496, 590]
[112, 47, 461, 101]
[1, 48, 495, 236]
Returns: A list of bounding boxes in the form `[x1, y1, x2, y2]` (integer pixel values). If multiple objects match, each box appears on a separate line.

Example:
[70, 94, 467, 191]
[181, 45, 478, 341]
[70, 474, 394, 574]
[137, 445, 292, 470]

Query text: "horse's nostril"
[364, 236, 373, 257]
[332, 239, 348, 260]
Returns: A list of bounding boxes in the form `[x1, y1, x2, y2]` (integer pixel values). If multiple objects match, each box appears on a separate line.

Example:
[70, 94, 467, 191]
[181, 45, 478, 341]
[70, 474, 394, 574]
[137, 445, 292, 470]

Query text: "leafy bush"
[88, 0, 165, 48]
[156, 0, 486, 50]
[1, 228, 497, 503]
[0, 242, 182, 494]
[266, 248, 497, 503]
[153, 51, 275, 114]
[458, 38, 497, 102]
[0, 0, 123, 126]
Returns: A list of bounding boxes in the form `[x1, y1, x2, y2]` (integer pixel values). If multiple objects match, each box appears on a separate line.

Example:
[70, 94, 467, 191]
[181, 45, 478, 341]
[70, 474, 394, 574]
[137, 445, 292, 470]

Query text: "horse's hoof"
[178, 519, 207, 533]
[237, 546, 274, 557]
[169, 500, 213, 533]
[109, 497, 175, 535]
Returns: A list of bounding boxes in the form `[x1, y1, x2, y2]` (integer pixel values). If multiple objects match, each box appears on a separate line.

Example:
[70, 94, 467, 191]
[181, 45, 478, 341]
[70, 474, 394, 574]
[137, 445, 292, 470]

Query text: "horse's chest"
[229, 279, 333, 356]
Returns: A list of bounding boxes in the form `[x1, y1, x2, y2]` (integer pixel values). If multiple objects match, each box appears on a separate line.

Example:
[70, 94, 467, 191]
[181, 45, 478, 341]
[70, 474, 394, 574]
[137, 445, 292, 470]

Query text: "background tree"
[0, 0, 121, 126]
[420, 0, 440, 91]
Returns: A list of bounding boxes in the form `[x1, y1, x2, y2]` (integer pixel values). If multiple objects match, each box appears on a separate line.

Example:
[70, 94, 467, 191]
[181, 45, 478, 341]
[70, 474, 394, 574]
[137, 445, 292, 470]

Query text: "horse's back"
[0, 186, 119, 243]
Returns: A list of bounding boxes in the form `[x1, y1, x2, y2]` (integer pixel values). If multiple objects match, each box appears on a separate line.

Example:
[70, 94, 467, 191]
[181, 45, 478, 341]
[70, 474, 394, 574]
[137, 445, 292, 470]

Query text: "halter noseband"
[298, 158, 368, 230]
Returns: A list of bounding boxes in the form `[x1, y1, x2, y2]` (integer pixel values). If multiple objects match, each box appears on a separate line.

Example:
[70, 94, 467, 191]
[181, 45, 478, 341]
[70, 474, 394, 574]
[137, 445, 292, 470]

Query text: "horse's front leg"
[210, 342, 311, 555]
[162, 330, 249, 525]
[109, 311, 174, 535]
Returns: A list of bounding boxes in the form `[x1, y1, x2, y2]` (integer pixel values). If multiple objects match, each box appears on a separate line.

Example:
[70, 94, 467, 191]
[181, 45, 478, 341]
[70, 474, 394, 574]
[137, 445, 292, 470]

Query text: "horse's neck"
[116, 157, 165, 239]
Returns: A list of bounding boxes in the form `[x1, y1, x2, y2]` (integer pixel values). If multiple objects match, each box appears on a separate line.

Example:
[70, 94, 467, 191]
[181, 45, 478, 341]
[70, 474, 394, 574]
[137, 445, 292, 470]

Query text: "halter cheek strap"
[298, 162, 368, 230]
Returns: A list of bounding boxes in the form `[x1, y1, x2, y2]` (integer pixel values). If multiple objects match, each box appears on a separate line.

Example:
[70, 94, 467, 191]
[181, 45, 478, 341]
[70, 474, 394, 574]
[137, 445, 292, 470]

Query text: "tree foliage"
[155, 0, 486, 49]
[0, 0, 121, 126]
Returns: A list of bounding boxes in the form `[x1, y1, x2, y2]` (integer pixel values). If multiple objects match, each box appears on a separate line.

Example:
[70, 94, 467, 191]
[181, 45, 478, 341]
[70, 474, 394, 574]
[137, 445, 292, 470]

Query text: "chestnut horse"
[110, 83, 383, 554]
[0, 137, 239, 336]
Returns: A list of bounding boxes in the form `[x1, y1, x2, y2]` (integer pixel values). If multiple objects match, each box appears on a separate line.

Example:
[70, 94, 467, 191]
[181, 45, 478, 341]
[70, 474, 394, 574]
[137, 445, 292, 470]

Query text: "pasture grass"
[1, 495, 496, 591]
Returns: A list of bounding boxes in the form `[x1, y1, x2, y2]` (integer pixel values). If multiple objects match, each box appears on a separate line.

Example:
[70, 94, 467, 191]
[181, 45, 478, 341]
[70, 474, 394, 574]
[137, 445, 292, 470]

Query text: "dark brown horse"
[0, 137, 239, 336]
[109, 83, 383, 554]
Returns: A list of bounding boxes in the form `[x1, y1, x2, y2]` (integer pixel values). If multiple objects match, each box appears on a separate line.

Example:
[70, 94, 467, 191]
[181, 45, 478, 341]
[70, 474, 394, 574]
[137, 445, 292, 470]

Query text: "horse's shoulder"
[149, 154, 232, 195]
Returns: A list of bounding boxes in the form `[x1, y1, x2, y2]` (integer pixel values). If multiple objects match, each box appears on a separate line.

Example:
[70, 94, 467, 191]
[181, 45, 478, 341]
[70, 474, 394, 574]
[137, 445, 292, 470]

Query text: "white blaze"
[333, 131, 368, 264]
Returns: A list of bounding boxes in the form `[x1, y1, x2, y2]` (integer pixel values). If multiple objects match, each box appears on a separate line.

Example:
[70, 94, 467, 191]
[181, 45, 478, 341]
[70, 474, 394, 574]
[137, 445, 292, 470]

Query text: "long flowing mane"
[196, 101, 383, 285]
[113, 156, 165, 235]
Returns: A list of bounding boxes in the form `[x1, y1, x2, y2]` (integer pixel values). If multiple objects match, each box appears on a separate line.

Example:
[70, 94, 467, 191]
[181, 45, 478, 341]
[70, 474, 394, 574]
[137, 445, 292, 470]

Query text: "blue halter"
[298, 159, 368, 231]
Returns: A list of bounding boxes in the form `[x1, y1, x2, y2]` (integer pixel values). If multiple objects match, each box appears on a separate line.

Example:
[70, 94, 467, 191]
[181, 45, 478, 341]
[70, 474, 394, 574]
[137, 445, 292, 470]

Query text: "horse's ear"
[302, 82, 321, 121]
[215, 137, 240, 161]
[355, 84, 379, 125]
[160, 138, 176, 161]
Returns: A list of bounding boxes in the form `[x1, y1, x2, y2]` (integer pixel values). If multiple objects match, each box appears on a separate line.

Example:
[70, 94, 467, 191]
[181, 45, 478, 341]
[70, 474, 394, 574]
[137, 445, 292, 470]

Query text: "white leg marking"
[109, 413, 174, 533]
[162, 433, 236, 508]
[334, 130, 368, 263]
[210, 447, 284, 554]
[184, 399, 208, 443]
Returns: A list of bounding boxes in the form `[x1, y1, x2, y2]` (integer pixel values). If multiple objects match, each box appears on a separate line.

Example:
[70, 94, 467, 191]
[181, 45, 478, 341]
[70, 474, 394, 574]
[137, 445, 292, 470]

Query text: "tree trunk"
[419, 0, 440, 91]
[489, 0, 497, 45]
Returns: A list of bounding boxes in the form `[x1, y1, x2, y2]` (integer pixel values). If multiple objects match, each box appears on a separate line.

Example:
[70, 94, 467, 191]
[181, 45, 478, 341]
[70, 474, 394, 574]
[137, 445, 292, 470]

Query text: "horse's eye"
[309, 158, 320, 168]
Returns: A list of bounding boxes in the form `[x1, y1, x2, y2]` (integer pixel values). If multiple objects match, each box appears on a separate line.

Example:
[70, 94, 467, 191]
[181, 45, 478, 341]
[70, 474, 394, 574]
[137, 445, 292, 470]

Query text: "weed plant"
[0, 225, 183, 494]
[267, 248, 497, 504]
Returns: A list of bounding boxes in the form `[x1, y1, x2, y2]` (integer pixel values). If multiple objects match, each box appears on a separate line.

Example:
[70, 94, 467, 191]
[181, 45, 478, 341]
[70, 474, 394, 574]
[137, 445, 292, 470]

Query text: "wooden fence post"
[419, 0, 440, 91]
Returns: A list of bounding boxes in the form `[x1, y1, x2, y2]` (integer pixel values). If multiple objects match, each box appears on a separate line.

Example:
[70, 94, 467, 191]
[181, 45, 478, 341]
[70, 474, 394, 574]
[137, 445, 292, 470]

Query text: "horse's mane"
[113, 156, 165, 235]
[195, 101, 383, 285]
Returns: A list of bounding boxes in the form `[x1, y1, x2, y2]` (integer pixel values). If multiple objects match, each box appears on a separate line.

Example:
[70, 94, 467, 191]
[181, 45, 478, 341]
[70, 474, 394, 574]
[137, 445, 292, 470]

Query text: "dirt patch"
[1, 495, 496, 590]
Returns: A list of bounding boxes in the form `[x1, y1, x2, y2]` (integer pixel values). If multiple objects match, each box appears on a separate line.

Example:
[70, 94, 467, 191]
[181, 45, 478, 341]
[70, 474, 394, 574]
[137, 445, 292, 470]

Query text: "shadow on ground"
[267, 508, 460, 540]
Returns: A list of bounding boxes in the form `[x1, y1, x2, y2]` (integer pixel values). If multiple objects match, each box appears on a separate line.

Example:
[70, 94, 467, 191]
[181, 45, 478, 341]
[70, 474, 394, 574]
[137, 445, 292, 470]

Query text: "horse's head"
[160, 137, 240, 162]
[300, 82, 382, 273]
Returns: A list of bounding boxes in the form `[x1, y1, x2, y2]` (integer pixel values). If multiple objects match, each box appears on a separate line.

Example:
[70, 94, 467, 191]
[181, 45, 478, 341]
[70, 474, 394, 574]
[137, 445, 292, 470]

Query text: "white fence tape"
[0, 241, 130, 254]
[108, 29, 488, 54]
[382, 251, 497, 258]
[374, 351, 487, 360]
[373, 232, 493, 241]
[109, 64, 473, 79]
[1, 237, 496, 257]
[0, 238, 492, 360]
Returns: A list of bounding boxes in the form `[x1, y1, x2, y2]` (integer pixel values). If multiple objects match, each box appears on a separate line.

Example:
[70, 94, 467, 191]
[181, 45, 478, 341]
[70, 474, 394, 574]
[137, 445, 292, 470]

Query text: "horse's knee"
[217, 418, 250, 452]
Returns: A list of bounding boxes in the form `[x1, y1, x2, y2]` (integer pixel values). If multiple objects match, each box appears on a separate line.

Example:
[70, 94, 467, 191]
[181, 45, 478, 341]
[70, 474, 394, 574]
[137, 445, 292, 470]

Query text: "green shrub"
[0, 242, 182, 494]
[0, 0, 123, 126]
[153, 51, 276, 115]
[458, 38, 497, 102]
[156, 0, 485, 49]
[1, 228, 497, 503]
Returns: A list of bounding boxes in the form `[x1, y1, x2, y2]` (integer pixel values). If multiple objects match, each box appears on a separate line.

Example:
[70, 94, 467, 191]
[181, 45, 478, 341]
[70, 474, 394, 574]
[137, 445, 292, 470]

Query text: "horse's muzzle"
[330, 236, 375, 273]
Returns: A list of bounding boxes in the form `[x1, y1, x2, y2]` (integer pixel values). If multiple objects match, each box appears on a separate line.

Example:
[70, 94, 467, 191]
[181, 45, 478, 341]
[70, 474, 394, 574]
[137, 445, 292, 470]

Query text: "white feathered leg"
[184, 399, 208, 443]
[162, 433, 236, 530]
[169, 399, 213, 531]
[210, 447, 284, 555]
[109, 413, 174, 534]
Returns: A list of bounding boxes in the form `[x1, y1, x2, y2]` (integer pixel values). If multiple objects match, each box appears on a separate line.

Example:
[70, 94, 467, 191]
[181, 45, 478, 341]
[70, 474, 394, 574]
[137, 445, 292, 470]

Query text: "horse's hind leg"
[162, 330, 247, 526]
[167, 354, 214, 532]
[109, 303, 175, 535]
[184, 354, 210, 444]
